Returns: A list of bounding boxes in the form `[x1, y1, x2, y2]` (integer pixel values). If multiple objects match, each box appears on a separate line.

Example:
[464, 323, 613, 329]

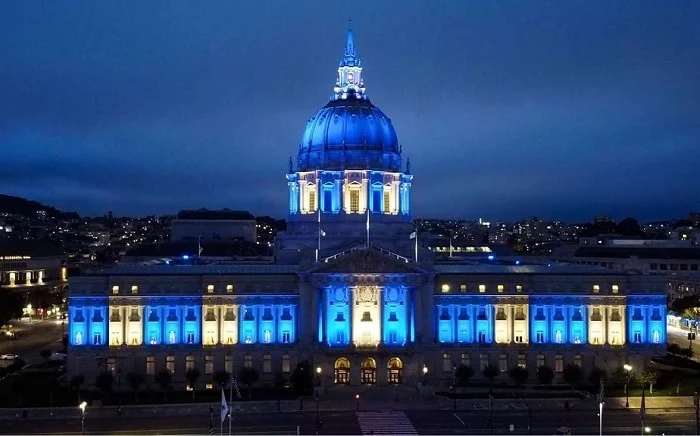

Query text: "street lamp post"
[355, 394, 360, 411]
[316, 366, 322, 386]
[624, 364, 633, 408]
[422, 365, 428, 386]
[78, 401, 87, 434]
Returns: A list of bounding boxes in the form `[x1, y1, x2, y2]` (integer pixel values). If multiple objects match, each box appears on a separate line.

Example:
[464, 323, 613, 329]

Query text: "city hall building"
[67, 26, 667, 390]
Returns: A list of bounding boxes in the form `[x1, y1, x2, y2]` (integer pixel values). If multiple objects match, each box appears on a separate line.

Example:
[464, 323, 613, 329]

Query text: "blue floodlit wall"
[530, 298, 589, 345]
[165, 306, 181, 344]
[182, 306, 201, 344]
[259, 306, 276, 344]
[240, 305, 258, 344]
[68, 297, 107, 346]
[435, 297, 493, 344]
[382, 286, 409, 345]
[144, 305, 163, 345]
[277, 305, 297, 343]
[627, 296, 667, 345]
[324, 286, 351, 346]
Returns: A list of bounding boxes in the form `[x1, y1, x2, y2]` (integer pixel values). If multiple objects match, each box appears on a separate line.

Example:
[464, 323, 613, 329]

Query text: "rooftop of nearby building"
[81, 263, 298, 276]
[434, 262, 617, 275]
[0, 240, 65, 258]
[123, 240, 267, 258]
[175, 209, 255, 221]
[571, 246, 700, 260]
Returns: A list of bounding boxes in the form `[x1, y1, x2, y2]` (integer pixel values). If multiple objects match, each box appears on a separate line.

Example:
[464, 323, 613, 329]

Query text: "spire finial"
[345, 19, 356, 58]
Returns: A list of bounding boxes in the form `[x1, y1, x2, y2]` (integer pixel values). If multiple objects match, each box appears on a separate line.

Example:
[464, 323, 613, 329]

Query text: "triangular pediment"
[308, 246, 424, 274]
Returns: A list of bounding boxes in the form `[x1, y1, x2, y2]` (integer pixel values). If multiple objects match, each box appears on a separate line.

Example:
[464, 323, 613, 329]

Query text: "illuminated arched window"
[361, 357, 376, 384]
[334, 357, 350, 384]
[387, 357, 403, 384]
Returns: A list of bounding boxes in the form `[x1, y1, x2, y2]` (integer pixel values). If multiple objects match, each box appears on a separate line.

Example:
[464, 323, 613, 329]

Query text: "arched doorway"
[387, 357, 403, 384]
[334, 357, 350, 384]
[361, 357, 377, 384]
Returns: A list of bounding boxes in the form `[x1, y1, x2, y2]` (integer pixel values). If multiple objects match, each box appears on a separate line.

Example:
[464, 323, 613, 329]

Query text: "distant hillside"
[0, 194, 80, 219]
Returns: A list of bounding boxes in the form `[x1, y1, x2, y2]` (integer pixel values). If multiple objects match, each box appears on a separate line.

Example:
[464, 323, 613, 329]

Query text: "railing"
[321, 243, 413, 264]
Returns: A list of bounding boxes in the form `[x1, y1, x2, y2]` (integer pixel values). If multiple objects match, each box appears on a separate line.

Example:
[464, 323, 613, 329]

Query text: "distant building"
[171, 209, 256, 243]
[667, 274, 700, 302]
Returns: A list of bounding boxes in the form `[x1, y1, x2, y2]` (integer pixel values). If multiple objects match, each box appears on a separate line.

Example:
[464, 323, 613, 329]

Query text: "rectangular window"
[671, 264, 679, 271]
[592, 285, 600, 294]
[517, 353, 526, 368]
[536, 354, 545, 368]
[460, 284, 467, 293]
[612, 285, 619, 294]
[633, 331, 642, 343]
[308, 190, 316, 211]
[112, 285, 119, 295]
[514, 335, 523, 344]
[207, 285, 214, 294]
[146, 356, 155, 376]
[660, 264, 668, 270]
[441, 284, 450, 293]
[555, 355, 564, 373]
[224, 355, 233, 374]
[107, 357, 116, 375]
[388, 330, 397, 343]
[323, 189, 333, 213]
[349, 190, 360, 213]
[205, 355, 214, 375]
[263, 330, 272, 344]
[479, 284, 486, 293]
[166, 355, 175, 374]
[516, 285, 523, 293]
[93, 333, 102, 345]
[497, 284, 504, 293]
[574, 355, 582, 368]
[186, 355, 195, 371]
[383, 190, 391, 213]
[650, 263, 658, 270]
[244, 354, 253, 368]
[692, 264, 698, 271]
[499, 354, 508, 372]
[282, 354, 291, 373]
[480, 354, 488, 371]
[442, 353, 452, 372]
[186, 332, 195, 344]
[131, 285, 138, 295]
[263, 354, 272, 374]
[535, 331, 544, 343]
[226, 284, 233, 293]
[282, 331, 291, 343]
[460, 353, 470, 367]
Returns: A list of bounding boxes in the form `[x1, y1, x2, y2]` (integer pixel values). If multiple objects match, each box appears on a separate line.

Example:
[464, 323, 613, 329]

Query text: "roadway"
[0, 407, 694, 435]
[0, 318, 66, 363]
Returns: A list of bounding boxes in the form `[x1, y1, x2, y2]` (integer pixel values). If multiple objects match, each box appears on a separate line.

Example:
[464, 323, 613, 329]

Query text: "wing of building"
[67, 24, 667, 390]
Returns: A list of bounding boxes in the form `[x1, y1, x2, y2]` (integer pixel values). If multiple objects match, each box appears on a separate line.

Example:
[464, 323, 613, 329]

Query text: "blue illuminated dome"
[296, 23, 402, 172]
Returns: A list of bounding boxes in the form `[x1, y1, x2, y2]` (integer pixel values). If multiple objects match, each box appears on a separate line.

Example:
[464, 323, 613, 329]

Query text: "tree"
[667, 343, 683, 356]
[69, 375, 85, 402]
[214, 370, 231, 388]
[290, 360, 314, 397]
[482, 364, 500, 393]
[95, 371, 115, 400]
[509, 366, 529, 389]
[40, 349, 52, 361]
[640, 368, 658, 394]
[126, 372, 145, 402]
[617, 217, 643, 237]
[238, 367, 260, 400]
[273, 372, 286, 390]
[185, 368, 201, 399]
[562, 364, 583, 390]
[681, 347, 695, 359]
[588, 367, 606, 388]
[154, 369, 173, 402]
[536, 365, 555, 385]
[454, 364, 474, 387]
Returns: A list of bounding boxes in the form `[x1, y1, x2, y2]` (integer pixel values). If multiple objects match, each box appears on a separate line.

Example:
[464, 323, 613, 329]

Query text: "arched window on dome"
[344, 181, 363, 214]
[301, 182, 317, 214]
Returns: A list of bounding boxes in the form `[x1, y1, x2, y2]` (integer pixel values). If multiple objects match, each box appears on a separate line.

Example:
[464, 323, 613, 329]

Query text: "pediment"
[309, 247, 424, 274]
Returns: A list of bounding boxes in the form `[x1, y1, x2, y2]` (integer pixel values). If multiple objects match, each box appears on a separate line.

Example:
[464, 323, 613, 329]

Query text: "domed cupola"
[296, 22, 402, 172]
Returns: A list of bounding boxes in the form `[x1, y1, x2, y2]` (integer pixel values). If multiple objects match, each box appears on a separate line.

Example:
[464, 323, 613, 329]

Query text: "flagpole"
[640, 388, 646, 436]
[228, 375, 233, 436]
[414, 226, 418, 263]
[449, 231, 453, 258]
[316, 207, 321, 263]
[366, 206, 370, 248]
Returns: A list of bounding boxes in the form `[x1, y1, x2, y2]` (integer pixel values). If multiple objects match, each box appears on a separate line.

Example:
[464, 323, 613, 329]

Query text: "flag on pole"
[220, 388, 229, 424]
[409, 231, 417, 239]
[198, 236, 203, 257]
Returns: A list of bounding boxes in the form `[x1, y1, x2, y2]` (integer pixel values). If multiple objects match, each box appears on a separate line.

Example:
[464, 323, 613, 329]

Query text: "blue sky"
[1, 1, 698, 221]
